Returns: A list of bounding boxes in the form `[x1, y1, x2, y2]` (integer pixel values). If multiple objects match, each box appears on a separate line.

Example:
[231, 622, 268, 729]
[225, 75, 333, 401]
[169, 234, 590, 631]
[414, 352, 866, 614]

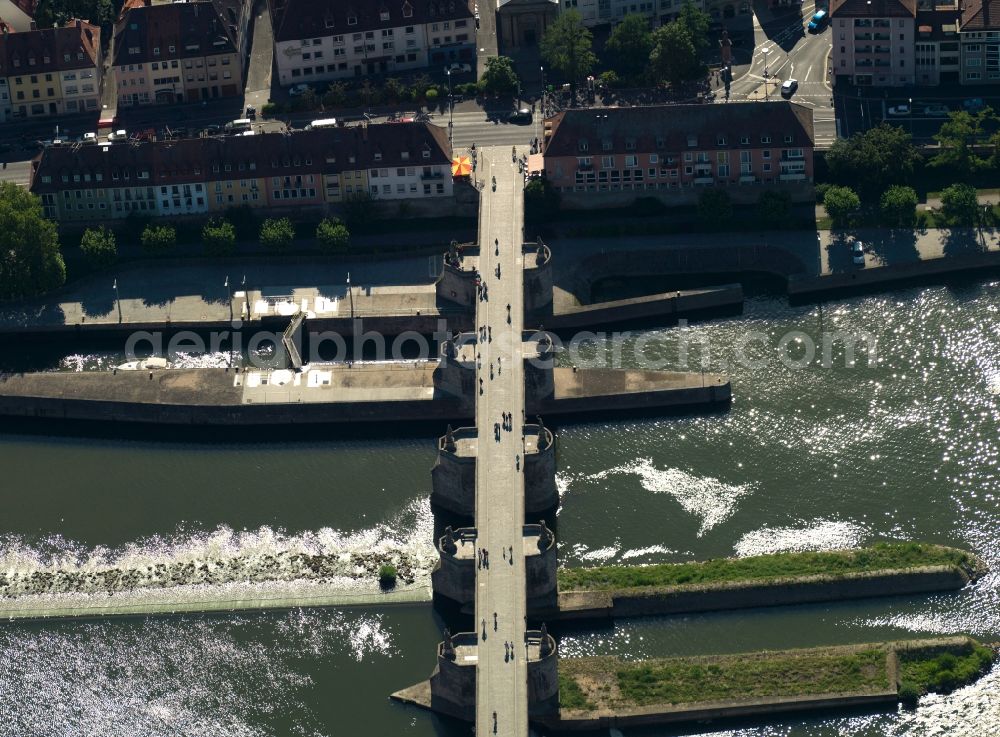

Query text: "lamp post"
[540, 65, 545, 115]
[347, 272, 355, 320]
[225, 275, 232, 320]
[447, 69, 453, 141]
[113, 278, 122, 323]
[763, 47, 769, 100]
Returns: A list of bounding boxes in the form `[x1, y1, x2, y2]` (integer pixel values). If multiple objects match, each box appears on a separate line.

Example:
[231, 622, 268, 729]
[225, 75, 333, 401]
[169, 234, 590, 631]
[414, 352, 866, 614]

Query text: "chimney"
[76, 19, 82, 28]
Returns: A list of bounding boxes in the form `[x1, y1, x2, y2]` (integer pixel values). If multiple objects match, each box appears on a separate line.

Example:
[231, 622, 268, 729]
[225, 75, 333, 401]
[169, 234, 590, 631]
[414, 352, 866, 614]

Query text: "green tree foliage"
[932, 108, 996, 173]
[141, 223, 176, 253]
[650, 21, 706, 89]
[202, 218, 236, 256]
[0, 182, 65, 299]
[823, 185, 861, 226]
[879, 185, 919, 227]
[678, 0, 712, 52]
[322, 81, 348, 107]
[697, 189, 733, 225]
[541, 10, 598, 92]
[479, 56, 519, 96]
[604, 14, 653, 84]
[35, 0, 114, 28]
[260, 217, 295, 251]
[757, 190, 791, 227]
[524, 177, 560, 222]
[80, 225, 118, 268]
[316, 217, 350, 252]
[938, 183, 981, 226]
[824, 124, 921, 203]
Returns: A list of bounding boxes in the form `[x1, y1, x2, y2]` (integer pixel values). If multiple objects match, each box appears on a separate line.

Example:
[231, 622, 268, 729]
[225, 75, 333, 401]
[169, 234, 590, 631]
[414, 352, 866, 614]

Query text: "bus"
[807, 9, 828, 31]
[306, 118, 338, 130]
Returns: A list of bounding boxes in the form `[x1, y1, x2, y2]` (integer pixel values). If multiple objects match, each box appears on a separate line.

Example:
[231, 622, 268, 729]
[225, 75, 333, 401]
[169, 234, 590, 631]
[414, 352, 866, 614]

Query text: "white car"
[780, 79, 798, 97]
[288, 83, 310, 97]
[445, 62, 472, 74]
[82, 132, 98, 143]
[850, 239, 865, 266]
[107, 129, 128, 141]
[887, 104, 910, 116]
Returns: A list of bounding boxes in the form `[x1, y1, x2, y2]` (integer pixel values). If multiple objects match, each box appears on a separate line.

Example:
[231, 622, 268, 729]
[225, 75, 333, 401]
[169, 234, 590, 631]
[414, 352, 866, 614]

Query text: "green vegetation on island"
[559, 639, 995, 713]
[897, 640, 995, 706]
[557, 543, 979, 592]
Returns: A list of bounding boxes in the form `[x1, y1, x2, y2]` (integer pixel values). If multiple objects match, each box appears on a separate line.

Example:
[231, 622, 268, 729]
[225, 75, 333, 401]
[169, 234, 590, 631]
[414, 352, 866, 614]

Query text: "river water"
[0, 280, 998, 736]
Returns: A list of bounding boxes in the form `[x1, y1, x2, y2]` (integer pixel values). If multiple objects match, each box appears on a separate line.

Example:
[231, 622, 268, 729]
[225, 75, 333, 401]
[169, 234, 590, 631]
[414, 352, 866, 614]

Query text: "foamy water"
[0, 498, 437, 615]
[733, 519, 871, 557]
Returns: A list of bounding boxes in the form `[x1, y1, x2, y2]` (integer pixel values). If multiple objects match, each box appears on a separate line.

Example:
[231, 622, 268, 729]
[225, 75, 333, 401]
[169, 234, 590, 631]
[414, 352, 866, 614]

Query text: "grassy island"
[557, 543, 979, 592]
[558, 637, 995, 716]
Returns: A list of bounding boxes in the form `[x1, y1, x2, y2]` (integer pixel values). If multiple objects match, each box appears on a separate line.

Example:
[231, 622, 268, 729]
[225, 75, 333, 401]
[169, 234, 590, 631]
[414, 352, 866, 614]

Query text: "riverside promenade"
[474, 150, 529, 737]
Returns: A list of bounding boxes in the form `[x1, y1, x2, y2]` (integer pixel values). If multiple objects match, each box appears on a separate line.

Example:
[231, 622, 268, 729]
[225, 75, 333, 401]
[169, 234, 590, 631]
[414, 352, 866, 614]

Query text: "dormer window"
[349, 155, 356, 163]
[783, 135, 793, 143]
[169, 45, 175, 53]
[403, 1, 413, 16]
[716, 135, 726, 145]
[325, 15, 335, 27]
[740, 135, 750, 145]
[348, 14, 358, 24]
[153, 47, 160, 55]
[655, 136, 665, 148]
[578, 139, 588, 152]
[687, 134, 697, 147]
[401, 151, 409, 160]
[380, 9, 390, 20]
[422, 148, 430, 159]
[601, 138, 612, 151]
[761, 135, 771, 144]
[374, 152, 382, 161]
[43, 55, 50, 64]
[63, 53, 70, 62]
[624, 137, 636, 150]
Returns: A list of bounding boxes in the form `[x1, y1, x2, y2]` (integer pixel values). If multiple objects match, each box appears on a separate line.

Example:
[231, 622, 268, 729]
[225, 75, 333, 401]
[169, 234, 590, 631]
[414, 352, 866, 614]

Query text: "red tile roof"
[830, 0, 916, 18]
[543, 102, 814, 158]
[30, 123, 453, 193]
[113, 0, 245, 66]
[961, 0, 1000, 29]
[0, 19, 100, 75]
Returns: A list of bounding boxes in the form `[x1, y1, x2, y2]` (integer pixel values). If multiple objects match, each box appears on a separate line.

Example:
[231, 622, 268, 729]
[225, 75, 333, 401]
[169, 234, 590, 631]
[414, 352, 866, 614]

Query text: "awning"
[451, 155, 472, 177]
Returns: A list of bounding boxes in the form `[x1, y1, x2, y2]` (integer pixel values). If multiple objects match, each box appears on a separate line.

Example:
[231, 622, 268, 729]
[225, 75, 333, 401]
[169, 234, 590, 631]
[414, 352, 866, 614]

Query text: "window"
[716, 135, 727, 145]
[578, 139, 589, 152]
[625, 155, 637, 167]
[348, 15, 358, 24]
[649, 154, 658, 164]
[381, 9, 390, 20]
[760, 135, 771, 144]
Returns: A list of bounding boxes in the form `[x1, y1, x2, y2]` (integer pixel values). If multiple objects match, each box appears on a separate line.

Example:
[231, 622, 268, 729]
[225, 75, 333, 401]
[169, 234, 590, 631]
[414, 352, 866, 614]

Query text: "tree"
[202, 218, 236, 256]
[678, 0, 712, 52]
[757, 190, 791, 228]
[524, 177, 560, 222]
[479, 56, 519, 96]
[932, 108, 996, 173]
[880, 185, 919, 227]
[322, 81, 348, 107]
[938, 183, 980, 226]
[825, 124, 921, 203]
[0, 182, 65, 299]
[697, 189, 732, 226]
[80, 226, 117, 268]
[316, 217, 350, 252]
[649, 22, 706, 89]
[823, 185, 861, 226]
[260, 217, 295, 251]
[141, 223, 176, 253]
[604, 14, 653, 84]
[540, 10, 597, 96]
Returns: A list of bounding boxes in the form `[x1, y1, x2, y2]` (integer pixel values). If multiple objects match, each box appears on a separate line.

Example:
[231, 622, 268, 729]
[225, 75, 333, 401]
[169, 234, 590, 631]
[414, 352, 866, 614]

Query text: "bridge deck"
[475, 148, 529, 737]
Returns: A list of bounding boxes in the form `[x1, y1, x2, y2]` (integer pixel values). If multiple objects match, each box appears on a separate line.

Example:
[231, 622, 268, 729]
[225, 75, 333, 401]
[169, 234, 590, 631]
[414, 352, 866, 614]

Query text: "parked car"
[923, 104, 950, 116]
[444, 62, 473, 74]
[203, 124, 221, 135]
[82, 132, 98, 143]
[288, 83, 310, 97]
[509, 107, 532, 123]
[106, 129, 128, 142]
[963, 97, 985, 112]
[850, 239, 865, 266]
[780, 78, 798, 97]
[887, 104, 910, 116]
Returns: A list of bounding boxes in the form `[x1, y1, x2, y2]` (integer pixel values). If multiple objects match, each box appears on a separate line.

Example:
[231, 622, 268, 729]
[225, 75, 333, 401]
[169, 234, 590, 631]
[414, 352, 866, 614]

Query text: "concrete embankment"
[0, 365, 730, 426]
[548, 285, 744, 331]
[554, 565, 978, 621]
[549, 637, 989, 732]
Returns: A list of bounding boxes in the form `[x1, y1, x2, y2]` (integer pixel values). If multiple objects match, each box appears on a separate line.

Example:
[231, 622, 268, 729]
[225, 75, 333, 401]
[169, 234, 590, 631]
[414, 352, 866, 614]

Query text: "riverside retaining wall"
[555, 565, 975, 621]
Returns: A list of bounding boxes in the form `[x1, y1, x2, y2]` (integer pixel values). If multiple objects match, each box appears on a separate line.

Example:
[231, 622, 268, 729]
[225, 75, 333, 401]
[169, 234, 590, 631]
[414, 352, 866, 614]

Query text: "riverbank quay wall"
[0, 365, 731, 426]
[553, 564, 980, 621]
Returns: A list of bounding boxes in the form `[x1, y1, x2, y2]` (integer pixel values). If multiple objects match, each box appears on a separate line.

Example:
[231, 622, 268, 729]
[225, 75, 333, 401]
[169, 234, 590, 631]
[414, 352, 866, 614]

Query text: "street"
[726, 2, 836, 147]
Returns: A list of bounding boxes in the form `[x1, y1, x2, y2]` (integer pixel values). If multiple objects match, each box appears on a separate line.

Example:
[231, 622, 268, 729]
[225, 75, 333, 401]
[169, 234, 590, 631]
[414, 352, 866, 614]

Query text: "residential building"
[0, 19, 101, 118]
[562, 0, 746, 29]
[913, 6, 959, 86]
[30, 122, 454, 222]
[0, 0, 36, 32]
[269, 0, 475, 85]
[831, 0, 917, 86]
[541, 102, 814, 204]
[0, 34, 9, 121]
[958, 0, 1000, 83]
[113, 0, 252, 107]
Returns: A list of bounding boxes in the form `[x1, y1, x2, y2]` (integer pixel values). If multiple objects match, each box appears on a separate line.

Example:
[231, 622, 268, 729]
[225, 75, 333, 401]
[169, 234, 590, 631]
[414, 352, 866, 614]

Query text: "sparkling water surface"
[0, 281, 998, 736]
